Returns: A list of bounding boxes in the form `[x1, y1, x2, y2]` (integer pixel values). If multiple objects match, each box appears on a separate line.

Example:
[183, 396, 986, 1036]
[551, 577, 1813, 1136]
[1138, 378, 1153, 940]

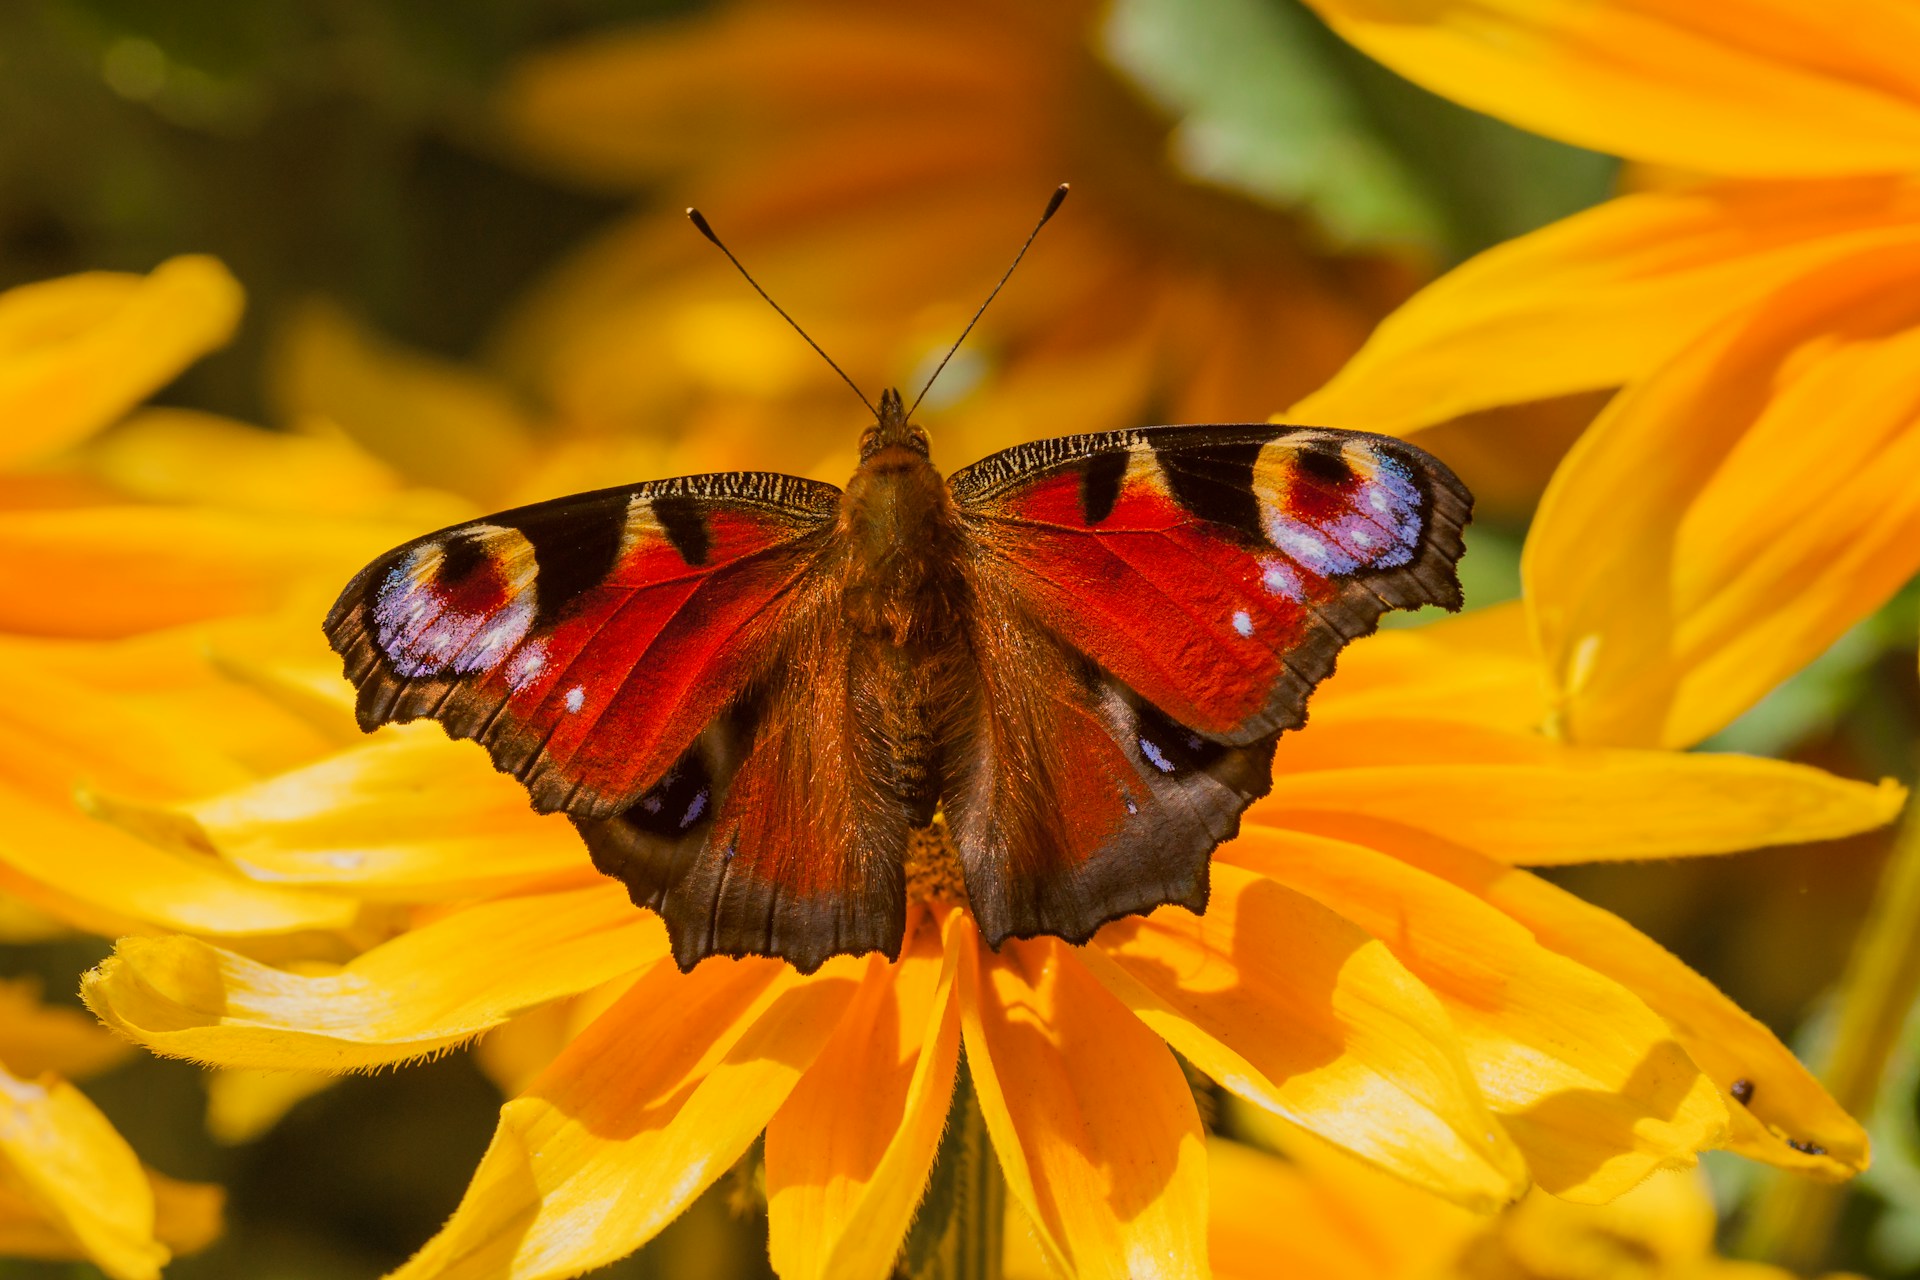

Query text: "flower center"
[905, 817, 968, 906]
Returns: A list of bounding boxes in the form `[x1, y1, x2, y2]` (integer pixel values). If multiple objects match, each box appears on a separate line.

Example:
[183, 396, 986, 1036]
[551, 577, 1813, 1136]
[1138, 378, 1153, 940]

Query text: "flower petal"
[1527, 236, 1920, 746]
[1259, 716, 1905, 864]
[0, 786, 361, 937]
[1376, 827, 1866, 1176]
[1297, 0, 1920, 176]
[960, 926, 1209, 1280]
[0, 979, 130, 1081]
[389, 954, 863, 1280]
[1225, 826, 1727, 1201]
[81, 883, 661, 1071]
[1080, 864, 1527, 1211]
[1307, 602, 1544, 732]
[203, 1068, 336, 1145]
[1291, 181, 1920, 434]
[0, 1066, 164, 1280]
[179, 730, 584, 900]
[0, 257, 242, 468]
[766, 908, 961, 1280]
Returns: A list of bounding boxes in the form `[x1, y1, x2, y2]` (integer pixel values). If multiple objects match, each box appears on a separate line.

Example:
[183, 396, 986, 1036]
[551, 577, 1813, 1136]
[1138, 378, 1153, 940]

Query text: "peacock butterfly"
[324, 189, 1472, 973]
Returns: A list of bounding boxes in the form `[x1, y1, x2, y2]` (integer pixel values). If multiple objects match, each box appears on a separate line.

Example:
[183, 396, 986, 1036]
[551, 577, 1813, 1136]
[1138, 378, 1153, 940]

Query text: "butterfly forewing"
[324, 472, 839, 817]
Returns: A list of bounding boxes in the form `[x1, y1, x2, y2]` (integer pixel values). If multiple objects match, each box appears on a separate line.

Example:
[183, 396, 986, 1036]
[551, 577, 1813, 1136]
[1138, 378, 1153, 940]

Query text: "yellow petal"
[179, 730, 583, 900]
[960, 927, 1209, 1280]
[0, 1066, 164, 1280]
[0, 978, 130, 1081]
[766, 908, 961, 1280]
[1527, 236, 1920, 746]
[269, 301, 536, 503]
[1226, 826, 1727, 1201]
[390, 955, 863, 1280]
[1080, 865, 1527, 1211]
[0, 784, 361, 937]
[1259, 716, 1905, 864]
[1307, 601, 1544, 732]
[147, 1172, 224, 1258]
[1380, 828, 1866, 1176]
[204, 1069, 335, 1145]
[0, 257, 242, 467]
[1291, 180, 1920, 434]
[82, 883, 660, 1071]
[1297, 1, 1920, 176]
[0, 503, 414, 640]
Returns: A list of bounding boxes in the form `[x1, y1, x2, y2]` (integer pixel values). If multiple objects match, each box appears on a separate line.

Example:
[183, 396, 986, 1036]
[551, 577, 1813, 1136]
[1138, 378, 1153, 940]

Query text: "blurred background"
[1, 0, 1916, 1276]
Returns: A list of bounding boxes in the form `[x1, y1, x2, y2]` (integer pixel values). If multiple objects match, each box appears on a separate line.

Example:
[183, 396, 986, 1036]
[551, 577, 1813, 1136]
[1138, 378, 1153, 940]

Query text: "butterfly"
[324, 193, 1472, 974]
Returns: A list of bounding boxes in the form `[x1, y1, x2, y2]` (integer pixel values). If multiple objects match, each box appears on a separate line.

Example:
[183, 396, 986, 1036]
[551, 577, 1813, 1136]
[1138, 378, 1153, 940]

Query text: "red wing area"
[944, 593, 1277, 948]
[949, 425, 1472, 746]
[576, 610, 917, 974]
[324, 473, 838, 818]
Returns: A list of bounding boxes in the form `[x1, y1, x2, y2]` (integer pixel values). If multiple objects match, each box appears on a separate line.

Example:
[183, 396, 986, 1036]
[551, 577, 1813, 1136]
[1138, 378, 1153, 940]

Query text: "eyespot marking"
[1139, 737, 1177, 774]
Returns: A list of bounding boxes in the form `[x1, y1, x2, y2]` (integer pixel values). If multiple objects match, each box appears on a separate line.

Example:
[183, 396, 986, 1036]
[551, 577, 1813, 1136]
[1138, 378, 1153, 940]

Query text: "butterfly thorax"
[839, 388, 964, 645]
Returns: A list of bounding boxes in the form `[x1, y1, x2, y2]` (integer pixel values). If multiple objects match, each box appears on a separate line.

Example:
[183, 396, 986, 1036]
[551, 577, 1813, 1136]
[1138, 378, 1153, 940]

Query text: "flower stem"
[897, 1053, 1004, 1280]
[1741, 788, 1920, 1269]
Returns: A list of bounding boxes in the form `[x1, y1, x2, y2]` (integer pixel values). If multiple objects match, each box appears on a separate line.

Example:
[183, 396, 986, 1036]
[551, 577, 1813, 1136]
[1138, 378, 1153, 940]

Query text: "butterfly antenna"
[686, 208, 877, 418]
[908, 183, 1069, 418]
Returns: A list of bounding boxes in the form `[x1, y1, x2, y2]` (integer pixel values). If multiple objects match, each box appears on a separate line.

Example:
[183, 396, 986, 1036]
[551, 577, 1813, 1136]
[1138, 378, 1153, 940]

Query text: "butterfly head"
[859, 387, 931, 463]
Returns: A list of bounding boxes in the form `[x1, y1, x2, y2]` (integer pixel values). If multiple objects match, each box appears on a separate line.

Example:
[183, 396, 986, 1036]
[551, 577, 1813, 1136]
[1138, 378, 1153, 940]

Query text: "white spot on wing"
[1232, 609, 1254, 638]
[564, 685, 585, 713]
[1139, 737, 1176, 773]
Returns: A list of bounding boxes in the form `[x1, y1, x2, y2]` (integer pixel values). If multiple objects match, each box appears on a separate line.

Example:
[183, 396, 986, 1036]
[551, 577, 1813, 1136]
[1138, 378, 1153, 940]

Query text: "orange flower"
[486, 0, 1418, 485]
[1289, 0, 1920, 747]
[80, 603, 1900, 1278]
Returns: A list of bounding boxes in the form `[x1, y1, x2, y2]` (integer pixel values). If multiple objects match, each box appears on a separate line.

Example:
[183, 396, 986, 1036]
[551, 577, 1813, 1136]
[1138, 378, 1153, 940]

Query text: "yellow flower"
[79, 602, 1900, 1279]
[1288, 0, 1920, 747]
[488, 0, 1419, 483]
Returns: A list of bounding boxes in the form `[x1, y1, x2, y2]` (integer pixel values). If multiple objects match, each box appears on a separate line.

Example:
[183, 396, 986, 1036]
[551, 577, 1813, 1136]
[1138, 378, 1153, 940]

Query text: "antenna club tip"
[1043, 183, 1069, 220]
[686, 208, 721, 244]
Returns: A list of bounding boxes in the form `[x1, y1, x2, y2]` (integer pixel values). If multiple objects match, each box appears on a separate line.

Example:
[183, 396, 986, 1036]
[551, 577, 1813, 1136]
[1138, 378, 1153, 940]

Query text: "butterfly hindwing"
[947, 423, 1469, 944]
[324, 473, 839, 818]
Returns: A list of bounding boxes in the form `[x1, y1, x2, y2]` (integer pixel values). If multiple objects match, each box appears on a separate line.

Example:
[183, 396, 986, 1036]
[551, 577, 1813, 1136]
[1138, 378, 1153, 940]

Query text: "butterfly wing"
[946, 424, 1470, 945]
[324, 473, 839, 818]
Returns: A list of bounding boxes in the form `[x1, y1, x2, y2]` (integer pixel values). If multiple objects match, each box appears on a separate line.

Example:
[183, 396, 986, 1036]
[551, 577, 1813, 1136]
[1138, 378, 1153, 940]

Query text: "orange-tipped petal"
[81, 883, 662, 1072]
[1381, 828, 1866, 1177]
[0, 1066, 165, 1279]
[766, 908, 961, 1280]
[1527, 236, 1920, 747]
[1225, 827, 1727, 1201]
[1259, 716, 1905, 864]
[389, 955, 863, 1280]
[1082, 864, 1527, 1211]
[0, 257, 242, 468]
[1296, 1, 1920, 176]
[179, 730, 584, 900]
[1292, 181, 1920, 435]
[959, 926, 1209, 1280]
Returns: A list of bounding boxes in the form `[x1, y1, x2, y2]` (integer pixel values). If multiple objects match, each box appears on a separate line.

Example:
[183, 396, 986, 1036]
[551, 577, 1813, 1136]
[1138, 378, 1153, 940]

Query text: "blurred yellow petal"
[146, 1172, 223, 1259]
[1298, 0, 1920, 175]
[0, 256, 242, 468]
[0, 788, 360, 937]
[1384, 829, 1866, 1176]
[177, 730, 583, 900]
[269, 300, 537, 503]
[1226, 827, 1727, 1201]
[203, 1069, 335, 1145]
[1292, 180, 1920, 434]
[1081, 864, 1527, 1211]
[82, 883, 661, 1071]
[960, 926, 1209, 1280]
[1527, 238, 1920, 746]
[0, 1066, 163, 1280]
[0, 979, 129, 1081]
[0, 504, 415, 639]
[1261, 717, 1905, 864]
[390, 955, 862, 1280]
[766, 910, 961, 1280]
[0, 890, 68, 943]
